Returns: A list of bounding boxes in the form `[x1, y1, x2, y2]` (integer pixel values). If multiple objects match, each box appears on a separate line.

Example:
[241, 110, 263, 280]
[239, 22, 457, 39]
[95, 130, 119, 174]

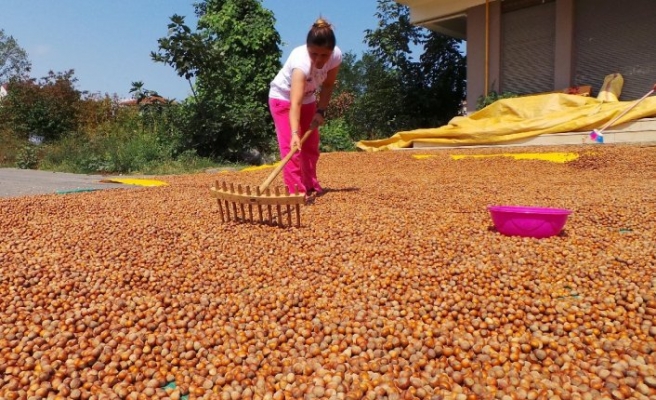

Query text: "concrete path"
[0, 168, 133, 198]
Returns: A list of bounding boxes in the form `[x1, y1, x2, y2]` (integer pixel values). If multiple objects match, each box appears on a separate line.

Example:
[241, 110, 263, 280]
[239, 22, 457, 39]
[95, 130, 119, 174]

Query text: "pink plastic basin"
[487, 205, 572, 238]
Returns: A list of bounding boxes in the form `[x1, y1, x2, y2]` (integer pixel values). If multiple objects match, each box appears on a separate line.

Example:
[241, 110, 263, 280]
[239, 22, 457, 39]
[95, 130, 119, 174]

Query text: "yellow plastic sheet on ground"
[100, 178, 168, 187]
[450, 152, 580, 163]
[240, 163, 278, 172]
[413, 152, 582, 163]
[356, 93, 656, 151]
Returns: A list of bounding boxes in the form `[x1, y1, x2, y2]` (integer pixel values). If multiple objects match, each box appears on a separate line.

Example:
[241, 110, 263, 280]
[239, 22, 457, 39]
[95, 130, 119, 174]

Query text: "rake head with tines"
[210, 127, 316, 227]
[210, 181, 305, 227]
[210, 127, 315, 228]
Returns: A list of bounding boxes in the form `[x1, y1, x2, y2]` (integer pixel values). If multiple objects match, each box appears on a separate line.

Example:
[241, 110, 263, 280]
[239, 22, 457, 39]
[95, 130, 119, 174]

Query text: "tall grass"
[5, 102, 226, 175]
[38, 129, 220, 175]
[0, 129, 23, 166]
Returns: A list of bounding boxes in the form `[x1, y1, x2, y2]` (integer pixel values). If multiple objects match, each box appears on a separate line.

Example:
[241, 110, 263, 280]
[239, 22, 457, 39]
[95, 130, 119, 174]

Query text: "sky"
[2, 0, 380, 101]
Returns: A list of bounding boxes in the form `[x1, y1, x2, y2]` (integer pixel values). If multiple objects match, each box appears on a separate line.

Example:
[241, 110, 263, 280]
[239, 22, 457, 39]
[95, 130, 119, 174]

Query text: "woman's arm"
[314, 65, 340, 126]
[289, 68, 306, 148]
[317, 65, 340, 111]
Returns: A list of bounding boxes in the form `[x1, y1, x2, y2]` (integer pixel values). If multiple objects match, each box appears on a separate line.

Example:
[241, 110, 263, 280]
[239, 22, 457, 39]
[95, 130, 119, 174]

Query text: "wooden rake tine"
[255, 186, 264, 222]
[245, 186, 254, 222]
[230, 183, 239, 221]
[274, 187, 283, 227]
[294, 185, 301, 227]
[285, 187, 292, 227]
[265, 188, 273, 224]
[215, 180, 225, 222]
[237, 185, 246, 221]
[222, 181, 232, 221]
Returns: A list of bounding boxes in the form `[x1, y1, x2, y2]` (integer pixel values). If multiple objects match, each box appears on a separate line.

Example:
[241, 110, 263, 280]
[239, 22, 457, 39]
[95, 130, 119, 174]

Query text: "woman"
[269, 18, 342, 198]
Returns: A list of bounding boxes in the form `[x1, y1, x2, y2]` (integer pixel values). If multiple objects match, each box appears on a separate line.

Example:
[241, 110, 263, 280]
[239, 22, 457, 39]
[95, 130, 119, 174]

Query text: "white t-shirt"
[269, 45, 342, 104]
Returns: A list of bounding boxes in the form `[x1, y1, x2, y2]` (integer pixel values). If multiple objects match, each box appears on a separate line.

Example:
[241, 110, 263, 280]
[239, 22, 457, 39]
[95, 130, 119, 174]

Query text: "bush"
[476, 90, 518, 110]
[15, 143, 38, 169]
[39, 133, 100, 173]
[0, 70, 245, 174]
[319, 118, 356, 153]
[143, 149, 220, 175]
[36, 97, 192, 174]
[40, 130, 171, 174]
[0, 71, 81, 142]
[0, 129, 22, 166]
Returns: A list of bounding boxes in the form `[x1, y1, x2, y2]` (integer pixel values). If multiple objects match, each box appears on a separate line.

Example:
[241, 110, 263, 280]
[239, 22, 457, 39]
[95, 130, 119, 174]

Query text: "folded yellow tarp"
[356, 93, 656, 151]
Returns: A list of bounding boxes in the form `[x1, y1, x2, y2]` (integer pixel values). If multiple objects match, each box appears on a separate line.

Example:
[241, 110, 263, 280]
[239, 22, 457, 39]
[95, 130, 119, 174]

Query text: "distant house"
[397, 0, 656, 112]
[0, 84, 8, 100]
[118, 95, 173, 107]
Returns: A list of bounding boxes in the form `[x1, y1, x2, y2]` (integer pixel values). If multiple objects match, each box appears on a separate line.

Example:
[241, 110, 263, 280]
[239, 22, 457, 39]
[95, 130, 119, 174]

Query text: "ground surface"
[0, 168, 131, 198]
[1, 144, 655, 399]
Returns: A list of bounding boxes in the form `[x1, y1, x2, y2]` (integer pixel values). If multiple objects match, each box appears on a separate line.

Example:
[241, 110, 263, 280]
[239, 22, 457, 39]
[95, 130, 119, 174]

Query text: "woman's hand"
[291, 131, 301, 150]
[311, 111, 325, 128]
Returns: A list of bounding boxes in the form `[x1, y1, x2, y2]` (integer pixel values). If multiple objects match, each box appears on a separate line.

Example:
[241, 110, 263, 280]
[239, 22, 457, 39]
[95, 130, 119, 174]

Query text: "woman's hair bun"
[313, 18, 331, 29]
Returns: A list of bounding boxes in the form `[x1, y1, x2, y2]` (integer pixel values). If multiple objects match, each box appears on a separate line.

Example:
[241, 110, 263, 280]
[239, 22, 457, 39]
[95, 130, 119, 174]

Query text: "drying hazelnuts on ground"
[1, 144, 655, 400]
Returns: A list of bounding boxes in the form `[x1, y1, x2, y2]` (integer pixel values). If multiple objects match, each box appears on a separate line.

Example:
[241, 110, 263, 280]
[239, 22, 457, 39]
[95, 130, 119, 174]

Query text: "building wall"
[464, 0, 656, 111]
[465, 0, 578, 112]
[466, 2, 500, 111]
[573, 0, 656, 100]
[554, 0, 574, 89]
[404, 0, 656, 112]
[500, 2, 556, 94]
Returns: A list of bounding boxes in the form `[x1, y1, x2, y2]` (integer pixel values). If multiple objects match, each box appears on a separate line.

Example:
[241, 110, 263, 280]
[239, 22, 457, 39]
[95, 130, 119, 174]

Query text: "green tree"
[332, 52, 365, 98]
[152, 0, 281, 161]
[129, 81, 168, 133]
[0, 70, 81, 142]
[128, 81, 183, 157]
[0, 29, 31, 83]
[351, 0, 466, 139]
[344, 53, 403, 140]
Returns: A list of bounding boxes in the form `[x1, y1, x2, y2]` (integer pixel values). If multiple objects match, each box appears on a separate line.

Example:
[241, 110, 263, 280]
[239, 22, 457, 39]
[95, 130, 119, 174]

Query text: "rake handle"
[597, 83, 656, 133]
[259, 127, 315, 193]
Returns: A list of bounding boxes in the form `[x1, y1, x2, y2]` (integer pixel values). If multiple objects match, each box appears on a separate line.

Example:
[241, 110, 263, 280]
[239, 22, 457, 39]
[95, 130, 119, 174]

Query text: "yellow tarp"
[100, 178, 168, 187]
[240, 163, 278, 172]
[412, 152, 582, 163]
[356, 93, 656, 151]
[450, 152, 580, 163]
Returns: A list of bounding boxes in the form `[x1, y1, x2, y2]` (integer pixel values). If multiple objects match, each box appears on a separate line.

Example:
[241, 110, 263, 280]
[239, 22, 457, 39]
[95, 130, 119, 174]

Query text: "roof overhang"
[396, 0, 488, 39]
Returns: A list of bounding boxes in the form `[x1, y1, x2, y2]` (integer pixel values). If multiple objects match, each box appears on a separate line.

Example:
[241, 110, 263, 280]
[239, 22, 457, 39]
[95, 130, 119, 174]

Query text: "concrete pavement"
[0, 168, 133, 198]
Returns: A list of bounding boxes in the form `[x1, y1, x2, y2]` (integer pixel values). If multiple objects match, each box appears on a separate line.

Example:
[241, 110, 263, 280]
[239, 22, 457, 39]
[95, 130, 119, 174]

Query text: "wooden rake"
[210, 128, 312, 227]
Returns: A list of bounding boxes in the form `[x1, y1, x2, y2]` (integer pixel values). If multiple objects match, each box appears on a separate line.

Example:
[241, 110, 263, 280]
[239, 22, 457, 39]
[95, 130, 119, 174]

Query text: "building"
[397, 0, 656, 113]
[117, 95, 172, 107]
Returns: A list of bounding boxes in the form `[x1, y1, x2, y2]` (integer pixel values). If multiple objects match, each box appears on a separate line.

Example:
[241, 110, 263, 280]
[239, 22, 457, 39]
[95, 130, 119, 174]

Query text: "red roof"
[118, 95, 173, 106]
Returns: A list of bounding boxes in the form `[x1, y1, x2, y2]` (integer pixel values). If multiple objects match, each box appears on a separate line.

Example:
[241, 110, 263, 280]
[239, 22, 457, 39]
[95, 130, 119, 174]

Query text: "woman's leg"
[268, 98, 306, 194]
[299, 103, 322, 193]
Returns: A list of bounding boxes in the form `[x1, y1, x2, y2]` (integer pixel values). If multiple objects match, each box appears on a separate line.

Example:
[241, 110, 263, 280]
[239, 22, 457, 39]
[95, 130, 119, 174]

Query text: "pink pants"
[268, 98, 322, 194]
